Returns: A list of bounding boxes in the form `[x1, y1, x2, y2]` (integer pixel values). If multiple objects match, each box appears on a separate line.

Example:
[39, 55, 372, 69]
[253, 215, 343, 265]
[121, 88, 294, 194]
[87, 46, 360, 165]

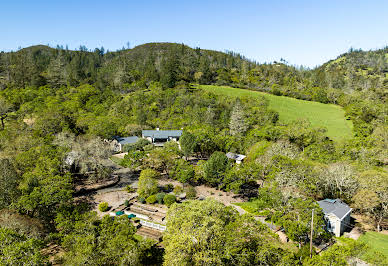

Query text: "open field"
[200, 85, 353, 141]
[358, 231, 388, 258]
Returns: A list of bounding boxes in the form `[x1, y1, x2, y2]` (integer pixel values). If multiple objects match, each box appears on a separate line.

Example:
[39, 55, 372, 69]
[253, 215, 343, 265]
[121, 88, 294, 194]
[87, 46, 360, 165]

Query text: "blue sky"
[2, 0, 388, 67]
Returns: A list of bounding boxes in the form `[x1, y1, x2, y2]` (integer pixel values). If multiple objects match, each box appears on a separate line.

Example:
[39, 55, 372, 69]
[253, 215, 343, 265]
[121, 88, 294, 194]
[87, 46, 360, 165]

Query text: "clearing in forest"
[200, 85, 353, 142]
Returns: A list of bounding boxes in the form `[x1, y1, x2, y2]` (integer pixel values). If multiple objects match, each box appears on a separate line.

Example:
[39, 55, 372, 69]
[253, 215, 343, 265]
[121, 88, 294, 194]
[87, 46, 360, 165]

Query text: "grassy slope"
[200, 85, 353, 141]
[358, 232, 388, 258]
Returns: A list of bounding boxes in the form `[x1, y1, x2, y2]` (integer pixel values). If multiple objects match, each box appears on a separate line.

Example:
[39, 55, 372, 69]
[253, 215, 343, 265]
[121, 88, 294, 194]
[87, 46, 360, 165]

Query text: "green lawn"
[200, 85, 353, 142]
[234, 201, 261, 215]
[358, 231, 388, 258]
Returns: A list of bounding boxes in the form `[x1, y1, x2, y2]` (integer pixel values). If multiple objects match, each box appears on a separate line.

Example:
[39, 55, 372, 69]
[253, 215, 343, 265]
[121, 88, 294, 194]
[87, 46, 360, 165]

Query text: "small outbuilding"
[113, 136, 139, 152]
[318, 199, 352, 237]
[226, 152, 246, 164]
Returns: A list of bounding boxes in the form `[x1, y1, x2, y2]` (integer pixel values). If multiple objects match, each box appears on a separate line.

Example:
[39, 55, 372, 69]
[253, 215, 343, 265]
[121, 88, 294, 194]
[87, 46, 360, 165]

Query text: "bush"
[138, 197, 146, 204]
[126, 185, 135, 193]
[185, 186, 197, 199]
[98, 202, 109, 212]
[146, 195, 157, 204]
[124, 200, 130, 207]
[164, 183, 174, 192]
[164, 194, 176, 207]
[123, 138, 151, 152]
[173, 185, 183, 195]
[156, 192, 166, 204]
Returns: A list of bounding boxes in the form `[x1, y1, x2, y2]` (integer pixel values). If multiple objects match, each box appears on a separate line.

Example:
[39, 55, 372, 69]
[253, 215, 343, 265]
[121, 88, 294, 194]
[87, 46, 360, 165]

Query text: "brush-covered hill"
[314, 47, 388, 92]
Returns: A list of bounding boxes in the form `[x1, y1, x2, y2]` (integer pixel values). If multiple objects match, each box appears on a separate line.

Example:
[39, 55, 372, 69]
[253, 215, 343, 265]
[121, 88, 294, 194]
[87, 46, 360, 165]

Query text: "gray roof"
[142, 130, 182, 139]
[226, 152, 246, 161]
[318, 199, 351, 220]
[115, 136, 139, 145]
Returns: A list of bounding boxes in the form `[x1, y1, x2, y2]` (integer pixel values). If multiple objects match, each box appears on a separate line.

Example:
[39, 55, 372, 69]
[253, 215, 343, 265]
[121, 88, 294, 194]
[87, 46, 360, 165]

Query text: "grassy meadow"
[358, 231, 388, 259]
[200, 85, 353, 141]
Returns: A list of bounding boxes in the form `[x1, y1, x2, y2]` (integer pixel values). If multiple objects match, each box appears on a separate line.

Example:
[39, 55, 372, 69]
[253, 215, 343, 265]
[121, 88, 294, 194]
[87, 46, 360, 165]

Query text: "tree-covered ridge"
[0, 42, 256, 90]
[1, 42, 386, 140]
[0, 42, 387, 264]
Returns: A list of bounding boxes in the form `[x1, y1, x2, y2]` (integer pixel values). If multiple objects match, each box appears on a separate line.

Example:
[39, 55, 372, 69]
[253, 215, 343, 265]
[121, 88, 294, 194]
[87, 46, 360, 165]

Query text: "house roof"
[318, 199, 351, 220]
[226, 152, 246, 161]
[142, 130, 183, 139]
[115, 136, 139, 145]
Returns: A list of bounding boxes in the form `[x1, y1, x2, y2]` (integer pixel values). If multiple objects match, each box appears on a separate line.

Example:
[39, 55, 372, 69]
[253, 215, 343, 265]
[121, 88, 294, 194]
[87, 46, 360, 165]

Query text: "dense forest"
[0, 43, 387, 265]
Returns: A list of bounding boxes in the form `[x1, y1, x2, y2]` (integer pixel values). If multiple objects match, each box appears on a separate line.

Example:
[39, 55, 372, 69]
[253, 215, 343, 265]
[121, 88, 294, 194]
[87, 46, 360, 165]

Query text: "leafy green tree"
[121, 151, 145, 169]
[62, 213, 158, 265]
[137, 169, 159, 198]
[163, 199, 291, 265]
[203, 152, 230, 187]
[0, 227, 46, 265]
[304, 238, 368, 266]
[171, 159, 195, 183]
[0, 159, 20, 209]
[180, 131, 197, 158]
[354, 170, 388, 231]
[276, 198, 325, 248]
[17, 174, 73, 225]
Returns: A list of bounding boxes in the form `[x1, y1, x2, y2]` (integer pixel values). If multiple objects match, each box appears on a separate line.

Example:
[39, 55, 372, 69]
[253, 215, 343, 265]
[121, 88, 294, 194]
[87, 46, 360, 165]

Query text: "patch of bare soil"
[93, 190, 137, 218]
[112, 152, 128, 159]
[157, 178, 245, 213]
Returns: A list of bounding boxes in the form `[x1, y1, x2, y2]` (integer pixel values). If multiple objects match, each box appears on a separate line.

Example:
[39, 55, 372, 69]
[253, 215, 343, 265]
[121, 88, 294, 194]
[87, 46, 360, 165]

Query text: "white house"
[318, 199, 352, 237]
[226, 152, 246, 164]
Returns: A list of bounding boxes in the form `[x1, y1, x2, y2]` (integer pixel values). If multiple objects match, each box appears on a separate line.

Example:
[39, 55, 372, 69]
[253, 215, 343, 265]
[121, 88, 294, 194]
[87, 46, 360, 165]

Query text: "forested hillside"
[0, 43, 387, 264]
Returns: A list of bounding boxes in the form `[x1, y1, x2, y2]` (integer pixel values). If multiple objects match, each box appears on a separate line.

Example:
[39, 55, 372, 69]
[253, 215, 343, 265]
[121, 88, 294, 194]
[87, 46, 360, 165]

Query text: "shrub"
[126, 185, 135, 193]
[185, 186, 197, 199]
[164, 183, 174, 192]
[123, 138, 151, 152]
[98, 202, 109, 212]
[124, 200, 130, 207]
[146, 195, 157, 204]
[164, 194, 176, 207]
[156, 192, 166, 204]
[138, 197, 146, 204]
[173, 186, 183, 195]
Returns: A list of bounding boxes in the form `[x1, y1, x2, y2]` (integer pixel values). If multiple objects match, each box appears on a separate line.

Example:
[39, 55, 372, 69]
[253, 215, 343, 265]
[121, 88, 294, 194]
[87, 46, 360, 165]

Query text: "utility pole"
[310, 209, 314, 258]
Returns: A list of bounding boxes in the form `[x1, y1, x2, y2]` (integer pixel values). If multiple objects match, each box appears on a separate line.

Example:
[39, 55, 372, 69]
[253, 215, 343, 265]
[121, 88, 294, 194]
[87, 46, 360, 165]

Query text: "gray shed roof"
[226, 152, 246, 161]
[318, 199, 351, 220]
[142, 130, 182, 139]
[115, 136, 139, 145]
